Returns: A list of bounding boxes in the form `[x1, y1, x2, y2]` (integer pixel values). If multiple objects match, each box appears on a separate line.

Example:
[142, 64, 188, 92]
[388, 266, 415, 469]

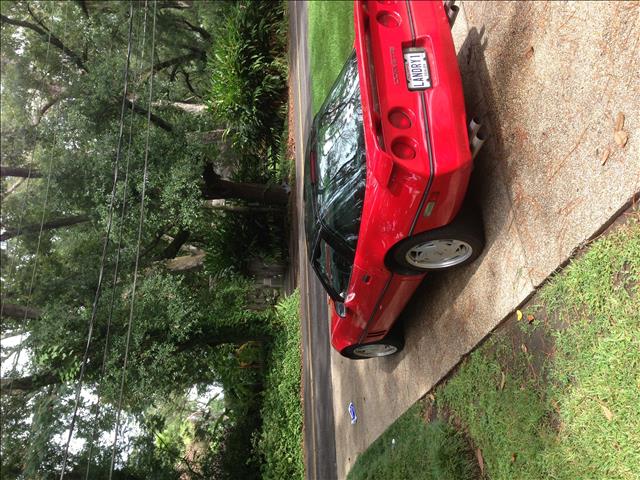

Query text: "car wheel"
[386, 203, 484, 275]
[341, 328, 404, 360]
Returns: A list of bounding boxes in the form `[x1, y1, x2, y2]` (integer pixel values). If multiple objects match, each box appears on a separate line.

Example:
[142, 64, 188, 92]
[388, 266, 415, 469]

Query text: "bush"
[204, 209, 286, 276]
[254, 291, 304, 479]
[208, 0, 288, 173]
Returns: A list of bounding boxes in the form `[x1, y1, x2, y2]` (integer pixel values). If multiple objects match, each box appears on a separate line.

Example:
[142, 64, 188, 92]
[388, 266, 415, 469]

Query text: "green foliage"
[308, 1, 355, 114]
[434, 218, 640, 479]
[254, 291, 304, 480]
[207, 0, 288, 170]
[347, 404, 478, 480]
[1, 0, 292, 477]
[204, 209, 286, 275]
[203, 0, 290, 274]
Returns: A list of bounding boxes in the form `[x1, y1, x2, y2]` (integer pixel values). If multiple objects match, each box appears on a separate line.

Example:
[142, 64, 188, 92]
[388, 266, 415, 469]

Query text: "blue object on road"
[348, 402, 357, 424]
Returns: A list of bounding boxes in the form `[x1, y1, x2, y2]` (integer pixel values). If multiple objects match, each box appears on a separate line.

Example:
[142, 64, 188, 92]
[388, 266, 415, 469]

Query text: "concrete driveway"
[290, 2, 639, 479]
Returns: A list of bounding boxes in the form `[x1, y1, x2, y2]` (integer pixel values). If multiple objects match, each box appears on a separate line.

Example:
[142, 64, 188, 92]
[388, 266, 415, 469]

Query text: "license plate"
[403, 48, 431, 90]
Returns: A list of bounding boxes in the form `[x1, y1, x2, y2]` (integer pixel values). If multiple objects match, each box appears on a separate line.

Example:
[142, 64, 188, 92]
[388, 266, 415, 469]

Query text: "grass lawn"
[347, 403, 478, 480]
[254, 291, 304, 479]
[348, 213, 640, 480]
[307, 0, 354, 114]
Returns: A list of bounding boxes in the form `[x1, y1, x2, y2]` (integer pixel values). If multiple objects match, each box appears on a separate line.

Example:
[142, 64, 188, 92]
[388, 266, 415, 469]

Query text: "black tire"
[385, 203, 485, 275]
[341, 327, 404, 360]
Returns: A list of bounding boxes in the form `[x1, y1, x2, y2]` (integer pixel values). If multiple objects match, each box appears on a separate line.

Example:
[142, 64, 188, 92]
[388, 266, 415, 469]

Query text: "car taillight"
[388, 109, 412, 129]
[376, 11, 401, 28]
[391, 137, 417, 160]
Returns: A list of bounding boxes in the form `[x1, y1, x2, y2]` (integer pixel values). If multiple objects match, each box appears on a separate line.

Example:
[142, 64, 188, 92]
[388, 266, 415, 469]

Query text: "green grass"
[255, 291, 304, 479]
[347, 404, 478, 480]
[349, 216, 640, 480]
[308, 0, 355, 114]
[438, 217, 640, 479]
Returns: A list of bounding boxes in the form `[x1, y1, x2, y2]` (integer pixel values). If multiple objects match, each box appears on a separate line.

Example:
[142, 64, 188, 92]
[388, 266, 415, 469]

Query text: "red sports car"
[304, 0, 486, 359]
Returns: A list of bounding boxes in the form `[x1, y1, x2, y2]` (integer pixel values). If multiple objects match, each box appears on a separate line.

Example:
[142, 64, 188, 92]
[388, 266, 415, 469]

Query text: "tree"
[1, 1, 287, 477]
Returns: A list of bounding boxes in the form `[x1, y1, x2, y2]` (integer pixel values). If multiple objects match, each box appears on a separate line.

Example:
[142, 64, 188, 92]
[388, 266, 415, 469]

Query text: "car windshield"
[314, 51, 366, 250]
[303, 51, 366, 301]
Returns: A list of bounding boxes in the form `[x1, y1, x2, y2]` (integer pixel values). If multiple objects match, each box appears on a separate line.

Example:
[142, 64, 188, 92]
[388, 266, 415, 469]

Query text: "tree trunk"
[0, 215, 90, 241]
[0, 165, 42, 178]
[202, 166, 289, 206]
[202, 179, 289, 205]
[204, 200, 283, 214]
[162, 230, 190, 259]
[166, 253, 205, 272]
[0, 303, 41, 320]
[1, 372, 59, 395]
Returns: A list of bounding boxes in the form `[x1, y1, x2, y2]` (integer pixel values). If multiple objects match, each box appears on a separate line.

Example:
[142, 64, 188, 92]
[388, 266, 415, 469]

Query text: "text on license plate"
[403, 49, 431, 90]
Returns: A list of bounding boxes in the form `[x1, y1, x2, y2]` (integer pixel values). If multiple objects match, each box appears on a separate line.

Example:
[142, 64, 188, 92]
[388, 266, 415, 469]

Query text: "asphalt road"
[289, 2, 338, 479]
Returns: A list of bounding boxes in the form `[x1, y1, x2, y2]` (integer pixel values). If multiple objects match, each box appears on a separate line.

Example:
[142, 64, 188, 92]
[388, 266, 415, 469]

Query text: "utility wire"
[83, 7, 147, 478]
[59, 3, 136, 478]
[108, 1, 157, 477]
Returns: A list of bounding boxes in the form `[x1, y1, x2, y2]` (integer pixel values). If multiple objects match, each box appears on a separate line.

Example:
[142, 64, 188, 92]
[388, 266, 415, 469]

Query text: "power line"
[59, 2, 136, 477]
[108, 1, 157, 477]
[83, 6, 147, 478]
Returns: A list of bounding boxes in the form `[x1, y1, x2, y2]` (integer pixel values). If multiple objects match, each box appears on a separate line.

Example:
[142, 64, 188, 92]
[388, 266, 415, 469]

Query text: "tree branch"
[0, 14, 89, 73]
[145, 51, 204, 79]
[0, 303, 41, 320]
[178, 19, 211, 41]
[152, 100, 206, 114]
[1, 371, 60, 395]
[2, 178, 26, 198]
[0, 165, 43, 178]
[180, 68, 202, 99]
[1, 215, 90, 241]
[124, 99, 173, 132]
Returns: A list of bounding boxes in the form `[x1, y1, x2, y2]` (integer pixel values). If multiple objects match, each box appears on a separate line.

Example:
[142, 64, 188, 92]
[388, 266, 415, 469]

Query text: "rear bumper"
[354, 0, 471, 206]
[331, 0, 472, 354]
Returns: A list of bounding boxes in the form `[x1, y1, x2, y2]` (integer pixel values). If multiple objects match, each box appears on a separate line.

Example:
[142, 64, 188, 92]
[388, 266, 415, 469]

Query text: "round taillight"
[391, 138, 417, 160]
[376, 11, 401, 27]
[388, 109, 412, 129]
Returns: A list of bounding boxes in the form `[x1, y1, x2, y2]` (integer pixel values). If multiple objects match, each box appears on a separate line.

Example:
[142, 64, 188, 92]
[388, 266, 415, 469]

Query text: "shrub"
[208, 0, 288, 172]
[254, 291, 304, 479]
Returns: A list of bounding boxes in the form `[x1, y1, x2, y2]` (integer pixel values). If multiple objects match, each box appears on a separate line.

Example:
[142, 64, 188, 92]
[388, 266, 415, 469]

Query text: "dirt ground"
[328, 2, 640, 478]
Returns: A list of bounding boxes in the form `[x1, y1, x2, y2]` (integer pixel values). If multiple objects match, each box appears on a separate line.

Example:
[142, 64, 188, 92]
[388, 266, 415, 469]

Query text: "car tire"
[341, 326, 404, 360]
[386, 203, 485, 275]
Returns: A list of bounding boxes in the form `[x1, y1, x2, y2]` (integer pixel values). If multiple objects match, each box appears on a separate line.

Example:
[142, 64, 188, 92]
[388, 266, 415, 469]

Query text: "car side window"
[316, 237, 352, 301]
